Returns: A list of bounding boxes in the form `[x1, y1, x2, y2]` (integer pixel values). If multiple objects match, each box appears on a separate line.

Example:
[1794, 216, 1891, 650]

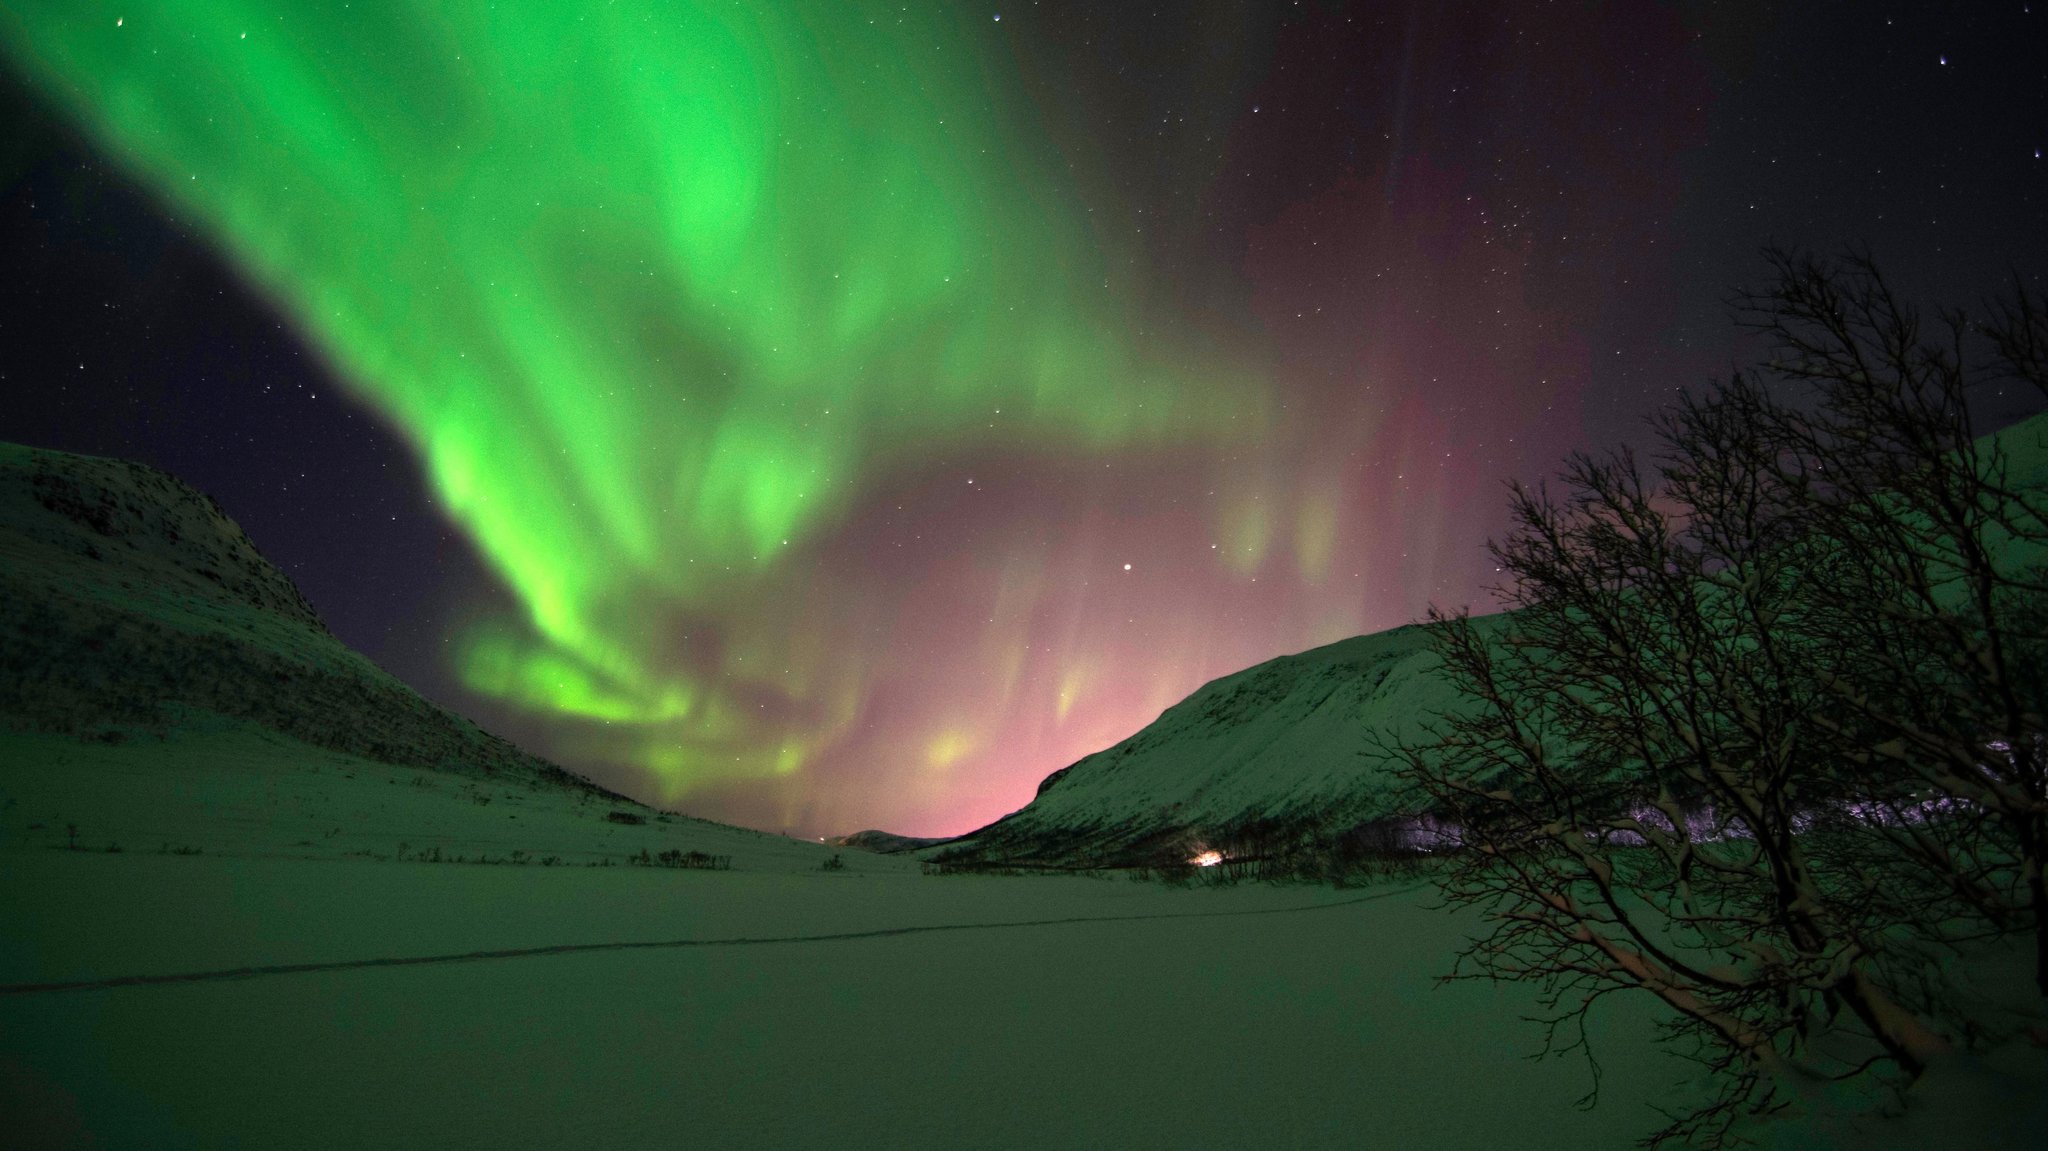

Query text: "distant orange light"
[1192, 850, 1223, 867]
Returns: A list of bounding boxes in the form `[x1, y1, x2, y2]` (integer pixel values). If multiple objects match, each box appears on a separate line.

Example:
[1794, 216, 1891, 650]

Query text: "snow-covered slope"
[941, 409, 2048, 870]
[936, 621, 1483, 868]
[0, 440, 603, 794]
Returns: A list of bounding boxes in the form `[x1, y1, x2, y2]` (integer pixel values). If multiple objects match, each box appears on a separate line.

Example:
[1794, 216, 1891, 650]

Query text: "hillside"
[936, 409, 2048, 870]
[0, 441, 605, 794]
[930, 622, 1483, 869]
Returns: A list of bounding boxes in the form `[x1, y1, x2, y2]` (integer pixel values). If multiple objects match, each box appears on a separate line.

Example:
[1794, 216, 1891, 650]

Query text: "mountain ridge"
[929, 620, 1476, 869]
[0, 440, 618, 797]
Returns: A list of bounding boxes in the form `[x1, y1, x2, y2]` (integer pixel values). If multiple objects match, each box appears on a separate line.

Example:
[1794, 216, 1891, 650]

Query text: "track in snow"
[0, 885, 1418, 996]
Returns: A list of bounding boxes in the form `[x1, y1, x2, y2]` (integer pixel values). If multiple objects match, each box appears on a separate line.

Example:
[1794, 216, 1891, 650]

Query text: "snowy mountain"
[830, 829, 954, 854]
[0, 441, 609, 795]
[936, 409, 2048, 871]
[931, 620, 1485, 870]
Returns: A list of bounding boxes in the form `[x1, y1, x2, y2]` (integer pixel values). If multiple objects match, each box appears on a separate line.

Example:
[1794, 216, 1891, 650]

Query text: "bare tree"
[1397, 252, 2047, 1145]
[1737, 251, 2048, 997]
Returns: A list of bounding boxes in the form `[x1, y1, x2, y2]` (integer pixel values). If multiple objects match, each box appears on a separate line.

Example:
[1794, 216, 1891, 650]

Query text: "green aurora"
[1, 2, 1266, 795]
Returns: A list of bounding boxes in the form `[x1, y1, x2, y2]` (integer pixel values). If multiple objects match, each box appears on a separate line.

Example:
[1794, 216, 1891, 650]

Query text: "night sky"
[1, 2, 2042, 837]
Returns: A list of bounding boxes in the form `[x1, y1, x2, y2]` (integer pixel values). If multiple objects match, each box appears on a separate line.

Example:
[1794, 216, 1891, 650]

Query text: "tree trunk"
[1834, 968, 1950, 1077]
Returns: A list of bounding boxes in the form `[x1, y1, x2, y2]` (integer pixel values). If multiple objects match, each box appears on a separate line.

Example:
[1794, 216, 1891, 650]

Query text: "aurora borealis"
[4, 2, 2043, 835]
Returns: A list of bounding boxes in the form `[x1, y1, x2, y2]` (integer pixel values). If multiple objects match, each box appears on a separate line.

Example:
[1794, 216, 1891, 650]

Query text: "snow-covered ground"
[0, 730, 1705, 1149]
[6, 731, 2043, 1149]
[0, 861, 1682, 1149]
